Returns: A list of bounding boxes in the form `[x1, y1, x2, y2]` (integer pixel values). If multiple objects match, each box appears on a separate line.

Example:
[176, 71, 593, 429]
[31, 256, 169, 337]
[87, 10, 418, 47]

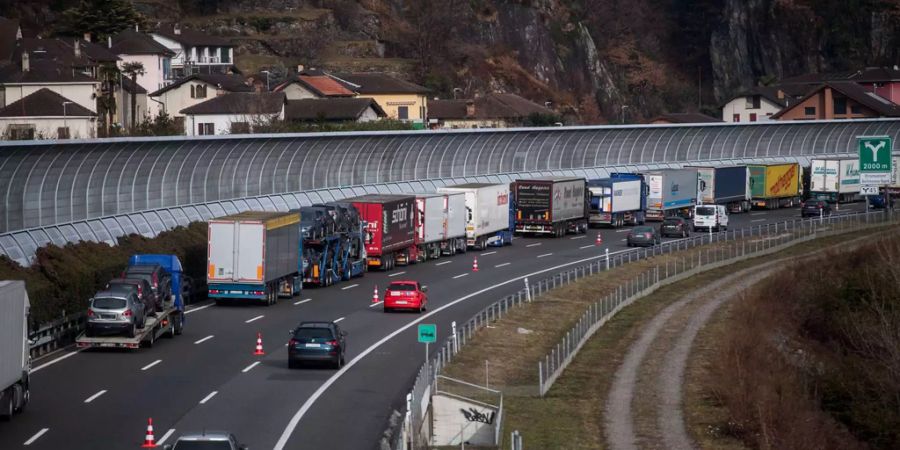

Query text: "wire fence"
[394, 209, 896, 449]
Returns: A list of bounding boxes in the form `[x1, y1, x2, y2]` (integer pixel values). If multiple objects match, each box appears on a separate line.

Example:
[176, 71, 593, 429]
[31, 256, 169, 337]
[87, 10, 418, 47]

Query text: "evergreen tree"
[58, 0, 146, 40]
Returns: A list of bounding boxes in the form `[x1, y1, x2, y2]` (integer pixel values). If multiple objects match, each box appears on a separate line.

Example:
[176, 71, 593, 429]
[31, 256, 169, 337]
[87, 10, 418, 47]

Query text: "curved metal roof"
[0, 119, 898, 264]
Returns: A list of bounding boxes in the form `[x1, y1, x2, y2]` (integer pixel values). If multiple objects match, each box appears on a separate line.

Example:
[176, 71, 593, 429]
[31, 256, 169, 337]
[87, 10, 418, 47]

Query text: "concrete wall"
[431, 394, 497, 446]
[0, 116, 96, 140]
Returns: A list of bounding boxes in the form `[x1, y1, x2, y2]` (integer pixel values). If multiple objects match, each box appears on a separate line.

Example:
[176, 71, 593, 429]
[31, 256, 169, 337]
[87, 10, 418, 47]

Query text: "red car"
[384, 281, 428, 313]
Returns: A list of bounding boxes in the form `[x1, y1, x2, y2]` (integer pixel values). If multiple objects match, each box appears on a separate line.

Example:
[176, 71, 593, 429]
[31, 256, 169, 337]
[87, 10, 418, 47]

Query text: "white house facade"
[149, 74, 251, 120]
[721, 91, 783, 123]
[181, 92, 284, 136]
[150, 26, 235, 79]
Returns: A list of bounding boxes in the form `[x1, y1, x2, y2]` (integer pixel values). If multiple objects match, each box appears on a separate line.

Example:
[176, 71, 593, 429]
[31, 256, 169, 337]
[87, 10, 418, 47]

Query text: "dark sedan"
[288, 321, 347, 369]
[801, 200, 832, 218]
[659, 217, 690, 238]
[626, 226, 661, 247]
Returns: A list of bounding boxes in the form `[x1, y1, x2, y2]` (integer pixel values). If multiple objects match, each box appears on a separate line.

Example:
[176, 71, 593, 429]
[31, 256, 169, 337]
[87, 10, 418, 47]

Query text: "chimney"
[83, 32, 91, 42]
[174, 24, 181, 35]
[216, 84, 226, 96]
[297, 64, 305, 73]
[135, 24, 139, 32]
[74, 40, 81, 58]
[465, 99, 475, 118]
[777, 89, 785, 100]
[21, 52, 29, 72]
[108, 36, 113, 49]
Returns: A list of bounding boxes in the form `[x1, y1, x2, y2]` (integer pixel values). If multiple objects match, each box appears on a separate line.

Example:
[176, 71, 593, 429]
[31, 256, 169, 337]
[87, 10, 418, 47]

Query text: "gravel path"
[604, 265, 777, 450]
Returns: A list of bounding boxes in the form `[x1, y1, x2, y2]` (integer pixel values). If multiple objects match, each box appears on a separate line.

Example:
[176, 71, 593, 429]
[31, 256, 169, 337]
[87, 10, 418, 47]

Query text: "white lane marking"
[242, 361, 260, 373]
[184, 303, 213, 315]
[495, 262, 511, 268]
[616, 229, 632, 233]
[157, 429, 176, 445]
[751, 218, 766, 222]
[452, 273, 469, 279]
[273, 247, 633, 450]
[334, 317, 345, 323]
[750, 212, 766, 216]
[570, 235, 586, 240]
[194, 335, 214, 345]
[199, 391, 218, 404]
[388, 271, 406, 277]
[83, 389, 107, 403]
[436, 261, 452, 266]
[294, 298, 311, 305]
[31, 349, 83, 374]
[24, 428, 49, 446]
[537, 253, 553, 258]
[480, 251, 497, 256]
[526, 243, 542, 247]
[621, 238, 628, 242]
[245, 315, 264, 323]
[580, 244, 596, 249]
[141, 360, 162, 371]
[368, 301, 383, 308]
[341, 284, 359, 290]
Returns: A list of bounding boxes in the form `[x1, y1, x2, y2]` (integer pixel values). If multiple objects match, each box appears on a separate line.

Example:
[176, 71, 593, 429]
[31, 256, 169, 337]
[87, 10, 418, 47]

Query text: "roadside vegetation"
[693, 235, 900, 450]
[0, 222, 208, 326]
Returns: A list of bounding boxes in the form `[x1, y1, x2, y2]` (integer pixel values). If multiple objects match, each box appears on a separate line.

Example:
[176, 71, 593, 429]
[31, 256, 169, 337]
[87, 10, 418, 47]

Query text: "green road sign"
[418, 324, 437, 343]
[858, 136, 893, 184]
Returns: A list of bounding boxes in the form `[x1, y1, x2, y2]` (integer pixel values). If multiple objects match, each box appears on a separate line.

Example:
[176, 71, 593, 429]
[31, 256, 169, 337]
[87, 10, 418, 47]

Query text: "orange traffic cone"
[253, 332, 265, 356]
[372, 285, 379, 304]
[141, 418, 157, 448]
[473, 257, 479, 272]
[596, 234, 603, 245]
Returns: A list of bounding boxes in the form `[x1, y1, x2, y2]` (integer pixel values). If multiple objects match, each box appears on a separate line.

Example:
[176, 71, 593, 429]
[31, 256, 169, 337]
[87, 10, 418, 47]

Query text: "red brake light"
[288, 339, 298, 346]
[152, 273, 159, 288]
[645, 233, 652, 238]
[87, 309, 94, 317]
[124, 309, 132, 317]
[327, 340, 338, 347]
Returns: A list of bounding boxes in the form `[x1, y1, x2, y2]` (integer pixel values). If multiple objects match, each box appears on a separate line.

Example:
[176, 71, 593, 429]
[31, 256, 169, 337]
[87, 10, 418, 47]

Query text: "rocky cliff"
[4, 0, 899, 122]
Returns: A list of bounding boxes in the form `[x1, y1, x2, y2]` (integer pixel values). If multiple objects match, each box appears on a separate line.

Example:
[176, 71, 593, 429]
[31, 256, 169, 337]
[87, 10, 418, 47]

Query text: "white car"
[692, 204, 729, 232]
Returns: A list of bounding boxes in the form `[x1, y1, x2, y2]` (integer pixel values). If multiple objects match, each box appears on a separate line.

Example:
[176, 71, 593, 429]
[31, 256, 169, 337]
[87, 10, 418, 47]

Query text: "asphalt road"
[0, 203, 869, 449]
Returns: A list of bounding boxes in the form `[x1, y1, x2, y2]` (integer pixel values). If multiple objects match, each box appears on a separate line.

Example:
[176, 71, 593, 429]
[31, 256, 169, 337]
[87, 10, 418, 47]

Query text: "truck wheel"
[174, 313, 184, 335]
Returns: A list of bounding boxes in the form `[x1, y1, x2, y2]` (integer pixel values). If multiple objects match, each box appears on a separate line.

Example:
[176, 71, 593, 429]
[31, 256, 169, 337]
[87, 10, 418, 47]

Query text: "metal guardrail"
[393, 209, 896, 449]
[29, 312, 86, 358]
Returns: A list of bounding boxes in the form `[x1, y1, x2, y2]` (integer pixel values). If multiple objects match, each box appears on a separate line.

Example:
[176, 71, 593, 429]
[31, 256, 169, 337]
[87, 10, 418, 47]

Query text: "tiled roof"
[274, 74, 356, 97]
[14, 38, 95, 68]
[285, 98, 385, 121]
[149, 73, 251, 97]
[850, 67, 900, 83]
[152, 26, 233, 47]
[650, 113, 723, 124]
[428, 100, 467, 119]
[333, 73, 429, 94]
[121, 77, 147, 95]
[0, 88, 95, 117]
[771, 81, 900, 119]
[429, 93, 553, 120]
[110, 29, 175, 56]
[72, 39, 120, 62]
[181, 92, 284, 115]
[0, 59, 96, 84]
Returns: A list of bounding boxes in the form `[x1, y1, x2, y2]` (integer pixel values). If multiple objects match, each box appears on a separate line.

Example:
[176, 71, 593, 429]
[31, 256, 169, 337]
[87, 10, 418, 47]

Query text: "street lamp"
[261, 70, 271, 92]
[62, 101, 73, 139]
[621, 105, 629, 124]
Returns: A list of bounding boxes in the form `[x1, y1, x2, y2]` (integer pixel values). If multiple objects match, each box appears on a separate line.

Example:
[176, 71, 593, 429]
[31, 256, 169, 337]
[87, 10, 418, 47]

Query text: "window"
[804, 106, 816, 116]
[397, 106, 409, 120]
[6, 124, 35, 140]
[191, 84, 207, 99]
[57, 127, 70, 139]
[220, 48, 230, 64]
[851, 105, 862, 115]
[230, 122, 250, 134]
[197, 123, 215, 135]
[732, 114, 740, 122]
[749, 113, 757, 122]
[744, 95, 761, 109]
[834, 97, 847, 115]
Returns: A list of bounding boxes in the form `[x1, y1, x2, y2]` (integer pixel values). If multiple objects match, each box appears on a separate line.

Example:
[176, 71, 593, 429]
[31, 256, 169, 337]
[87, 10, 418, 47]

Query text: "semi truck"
[76, 254, 186, 349]
[748, 163, 802, 209]
[436, 183, 514, 250]
[809, 158, 861, 203]
[300, 204, 367, 287]
[693, 166, 751, 213]
[345, 194, 416, 270]
[513, 177, 589, 237]
[644, 169, 698, 221]
[412, 192, 467, 261]
[869, 156, 900, 208]
[207, 212, 302, 305]
[587, 173, 646, 227]
[0, 280, 29, 421]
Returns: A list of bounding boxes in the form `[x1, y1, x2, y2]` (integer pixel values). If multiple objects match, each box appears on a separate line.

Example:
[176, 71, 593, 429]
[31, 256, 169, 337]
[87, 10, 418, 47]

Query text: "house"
[274, 70, 356, 99]
[0, 53, 100, 114]
[109, 28, 175, 95]
[720, 87, 786, 123]
[180, 92, 284, 136]
[150, 25, 235, 79]
[649, 113, 723, 125]
[428, 93, 554, 129]
[0, 88, 96, 139]
[149, 73, 252, 126]
[850, 66, 900, 104]
[332, 73, 429, 128]
[284, 98, 385, 123]
[0, 17, 23, 64]
[771, 81, 900, 120]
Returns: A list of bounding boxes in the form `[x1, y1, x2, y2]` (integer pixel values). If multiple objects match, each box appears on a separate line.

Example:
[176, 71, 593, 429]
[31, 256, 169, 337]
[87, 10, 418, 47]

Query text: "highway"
[0, 203, 868, 449]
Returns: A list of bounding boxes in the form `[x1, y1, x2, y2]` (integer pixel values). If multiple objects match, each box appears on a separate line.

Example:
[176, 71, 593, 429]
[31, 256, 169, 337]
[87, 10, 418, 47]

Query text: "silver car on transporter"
[85, 290, 147, 338]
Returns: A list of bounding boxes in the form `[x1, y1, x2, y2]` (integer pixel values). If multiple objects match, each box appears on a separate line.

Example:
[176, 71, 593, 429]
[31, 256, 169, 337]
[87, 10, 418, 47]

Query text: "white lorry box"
[437, 183, 510, 245]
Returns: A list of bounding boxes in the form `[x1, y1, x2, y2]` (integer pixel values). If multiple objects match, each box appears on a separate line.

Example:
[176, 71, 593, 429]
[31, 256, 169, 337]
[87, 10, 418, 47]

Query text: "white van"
[693, 204, 729, 232]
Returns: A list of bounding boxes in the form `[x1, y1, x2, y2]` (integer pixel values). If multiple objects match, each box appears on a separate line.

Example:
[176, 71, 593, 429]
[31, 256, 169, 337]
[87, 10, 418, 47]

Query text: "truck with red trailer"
[412, 192, 467, 261]
[345, 194, 416, 270]
[512, 177, 589, 237]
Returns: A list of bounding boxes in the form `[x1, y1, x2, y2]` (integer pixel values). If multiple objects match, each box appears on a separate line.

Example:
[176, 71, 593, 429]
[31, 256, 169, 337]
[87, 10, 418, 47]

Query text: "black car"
[106, 277, 159, 314]
[659, 217, 689, 238]
[288, 321, 347, 369]
[298, 206, 335, 240]
[124, 264, 171, 311]
[801, 200, 832, 218]
[626, 226, 661, 247]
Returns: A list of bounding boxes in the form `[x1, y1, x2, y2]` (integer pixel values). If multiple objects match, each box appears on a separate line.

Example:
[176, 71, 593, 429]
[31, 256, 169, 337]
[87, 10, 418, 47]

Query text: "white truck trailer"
[0, 280, 30, 420]
[809, 158, 861, 203]
[411, 192, 467, 261]
[437, 183, 513, 250]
